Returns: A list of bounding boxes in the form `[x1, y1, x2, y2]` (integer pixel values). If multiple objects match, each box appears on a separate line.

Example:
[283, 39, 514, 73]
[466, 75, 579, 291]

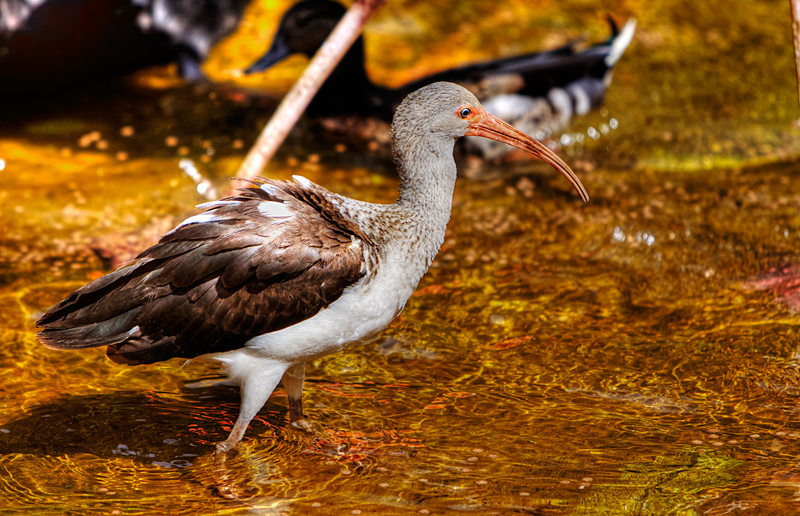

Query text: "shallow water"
[2, 0, 800, 514]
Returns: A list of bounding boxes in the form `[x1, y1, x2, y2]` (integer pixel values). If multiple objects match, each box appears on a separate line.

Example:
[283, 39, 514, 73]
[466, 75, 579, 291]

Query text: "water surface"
[2, 0, 800, 514]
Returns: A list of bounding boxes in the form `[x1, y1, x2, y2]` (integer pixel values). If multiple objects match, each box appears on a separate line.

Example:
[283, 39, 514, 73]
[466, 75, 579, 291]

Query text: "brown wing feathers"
[37, 178, 368, 365]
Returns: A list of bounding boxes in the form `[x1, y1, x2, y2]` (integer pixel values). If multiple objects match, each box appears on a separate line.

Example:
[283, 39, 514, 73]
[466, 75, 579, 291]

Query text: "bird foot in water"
[290, 418, 315, 432]
[212, 447, 255, 501]
[215, 438, 239, 454]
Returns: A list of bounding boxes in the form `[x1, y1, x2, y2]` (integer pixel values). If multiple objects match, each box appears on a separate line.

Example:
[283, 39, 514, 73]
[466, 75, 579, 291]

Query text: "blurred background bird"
[244, 0, 635, 158]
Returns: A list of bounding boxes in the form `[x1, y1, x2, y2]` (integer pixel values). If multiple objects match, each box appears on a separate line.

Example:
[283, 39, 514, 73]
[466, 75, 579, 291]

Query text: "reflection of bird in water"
[0, 0, 251, 94]
[0, 392, 226, 465]
[245, 0, 636, 158]
[37, 82, 589, 452]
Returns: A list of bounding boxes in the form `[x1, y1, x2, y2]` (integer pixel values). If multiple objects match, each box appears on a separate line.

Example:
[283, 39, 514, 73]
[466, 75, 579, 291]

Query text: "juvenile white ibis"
[245, 0, 636, 158]
[37, 82, 589, 453]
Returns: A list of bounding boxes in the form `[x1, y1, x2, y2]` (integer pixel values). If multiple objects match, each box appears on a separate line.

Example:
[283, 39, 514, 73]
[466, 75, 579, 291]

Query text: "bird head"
[245, 0, 345, 74]
[392, 82, 589, 202]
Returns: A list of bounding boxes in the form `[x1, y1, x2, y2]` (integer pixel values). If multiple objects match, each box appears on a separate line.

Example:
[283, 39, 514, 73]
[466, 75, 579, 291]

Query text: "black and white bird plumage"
[244, 0, 636, 158]
[0, 0, 251, 93]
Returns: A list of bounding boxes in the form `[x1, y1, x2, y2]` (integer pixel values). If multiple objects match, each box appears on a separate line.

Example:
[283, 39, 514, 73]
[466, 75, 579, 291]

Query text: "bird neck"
[395, 140, 457, 210]
[332, 132, 457, 291]
[387, 134, 458, 270]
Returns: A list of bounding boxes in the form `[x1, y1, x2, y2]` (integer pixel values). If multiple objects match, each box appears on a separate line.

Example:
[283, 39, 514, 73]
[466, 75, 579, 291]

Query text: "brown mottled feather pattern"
[37, 178, 370, 365]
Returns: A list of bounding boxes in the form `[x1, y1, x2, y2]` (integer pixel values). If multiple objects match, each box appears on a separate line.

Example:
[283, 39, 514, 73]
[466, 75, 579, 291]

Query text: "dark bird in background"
[245, 0, 636, 158]
[0, 0, 251, 94]
[37, 82, 589, 452]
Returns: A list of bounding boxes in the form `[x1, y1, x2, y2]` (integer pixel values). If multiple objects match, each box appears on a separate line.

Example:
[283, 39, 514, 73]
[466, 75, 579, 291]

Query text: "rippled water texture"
[2, 0, 800, 514]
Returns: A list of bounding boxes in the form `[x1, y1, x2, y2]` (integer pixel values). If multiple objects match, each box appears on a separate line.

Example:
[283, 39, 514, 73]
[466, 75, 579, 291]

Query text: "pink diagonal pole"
[232, 0, 386, 191]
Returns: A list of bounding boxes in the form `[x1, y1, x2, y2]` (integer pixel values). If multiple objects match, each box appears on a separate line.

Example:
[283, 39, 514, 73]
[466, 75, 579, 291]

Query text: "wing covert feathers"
[37, 177, 369, 365]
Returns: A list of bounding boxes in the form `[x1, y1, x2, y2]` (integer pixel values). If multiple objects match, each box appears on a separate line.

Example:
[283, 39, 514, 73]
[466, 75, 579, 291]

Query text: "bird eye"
[458, 107, 472, 119]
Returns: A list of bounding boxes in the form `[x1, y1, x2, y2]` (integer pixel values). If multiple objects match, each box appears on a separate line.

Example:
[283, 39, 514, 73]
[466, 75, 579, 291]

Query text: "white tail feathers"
[606, 19, 637, 67]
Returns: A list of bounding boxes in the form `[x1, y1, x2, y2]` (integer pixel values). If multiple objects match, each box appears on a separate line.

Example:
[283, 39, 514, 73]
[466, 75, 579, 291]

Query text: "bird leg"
[216, 362, 287, 453]
[216, 418, 252, 454]
[282, 362, 313, 431]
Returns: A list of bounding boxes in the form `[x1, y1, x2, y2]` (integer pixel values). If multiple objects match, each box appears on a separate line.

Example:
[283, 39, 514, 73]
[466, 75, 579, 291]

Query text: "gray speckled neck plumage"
[333, 83, 480, 286]
[386, 123, 458, 273]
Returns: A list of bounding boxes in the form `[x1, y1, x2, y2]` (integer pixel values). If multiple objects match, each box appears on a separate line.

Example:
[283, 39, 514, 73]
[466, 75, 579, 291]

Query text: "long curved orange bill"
[465, 112, 590, 202]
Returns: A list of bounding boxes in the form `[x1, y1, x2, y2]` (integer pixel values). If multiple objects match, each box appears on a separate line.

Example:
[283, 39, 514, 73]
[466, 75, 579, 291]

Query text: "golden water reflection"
[2, 0, 800, 513]
[4, 154, 800, 513]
